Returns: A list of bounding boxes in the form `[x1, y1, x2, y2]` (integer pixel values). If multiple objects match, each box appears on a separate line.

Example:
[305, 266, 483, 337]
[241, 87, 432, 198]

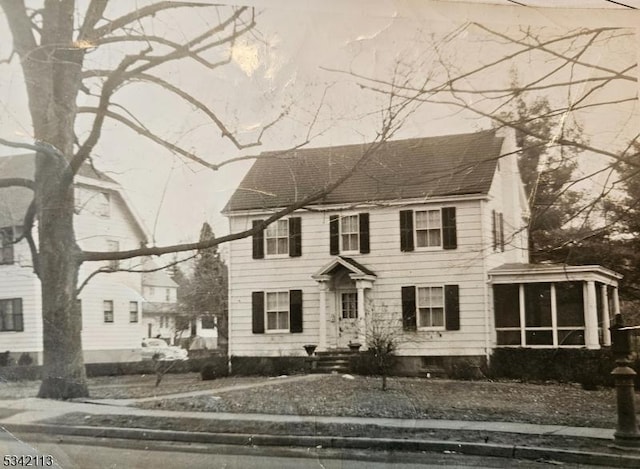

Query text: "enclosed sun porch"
[488, 263, 622, 350]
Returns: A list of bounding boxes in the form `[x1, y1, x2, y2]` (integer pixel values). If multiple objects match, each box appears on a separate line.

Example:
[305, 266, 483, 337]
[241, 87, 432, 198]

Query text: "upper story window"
[252, 217, 301, 259]
[97, 192, 111, 218]
[265, 219, 289, 255]
[103, 300, 114, 323]
[0, 227, 15, 265]
[329, 213, 370, 255]
[415, 210, 441, 248]
[75, 188, 111, 218]
[129, 301, 139, 323]
[107, 240, 119, 270]
[400, 207, 457, 252]
[0, 298, 23, 332]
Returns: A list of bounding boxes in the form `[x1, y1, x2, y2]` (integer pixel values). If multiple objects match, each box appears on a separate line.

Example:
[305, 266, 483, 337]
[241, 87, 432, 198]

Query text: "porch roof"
[488, 263, 622, 287]
[313, 256, 376, 279]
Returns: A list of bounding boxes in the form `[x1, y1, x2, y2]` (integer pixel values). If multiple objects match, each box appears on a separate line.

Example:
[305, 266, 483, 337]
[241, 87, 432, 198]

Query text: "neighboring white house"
[0, 154, 149, 364]
[223, 129, 621, 371]
[141, 258, 180, 344]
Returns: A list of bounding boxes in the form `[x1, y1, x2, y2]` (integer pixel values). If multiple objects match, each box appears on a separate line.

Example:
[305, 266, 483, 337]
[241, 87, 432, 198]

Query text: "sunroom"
[488, 263, 622, 349]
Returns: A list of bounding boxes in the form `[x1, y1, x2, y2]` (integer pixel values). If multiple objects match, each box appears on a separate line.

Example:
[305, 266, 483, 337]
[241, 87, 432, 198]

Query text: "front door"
[337, 290, 359, 348]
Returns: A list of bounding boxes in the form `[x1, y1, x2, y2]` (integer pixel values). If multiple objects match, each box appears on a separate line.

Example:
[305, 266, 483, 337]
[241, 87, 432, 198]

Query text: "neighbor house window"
[0, 299, 23, 332]
[107, 240, 119, 269]
[252, 218, 302, 259]
[417, 286, 445, 329]
[97, 192, 110, 218]
[165, 289, 171, 301]
[103, 300, 114, 323]
[329, 213, 370, 255]
[129, 301, 139, 323]
[400, 207, 457, 251]
[341, 292, 358, 319]
[492, 210, 504, 252]
[252, 290, 303, 334]
[0, 227, 15, 265]
[201, 316, 216, 329]
[494, 281, 586, 347]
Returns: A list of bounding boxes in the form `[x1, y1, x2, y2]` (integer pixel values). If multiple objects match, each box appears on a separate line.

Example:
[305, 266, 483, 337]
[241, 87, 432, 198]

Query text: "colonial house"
[141, 258, 180, 343]
[0, 154, 149, 364]
[223, 129, 621, 372]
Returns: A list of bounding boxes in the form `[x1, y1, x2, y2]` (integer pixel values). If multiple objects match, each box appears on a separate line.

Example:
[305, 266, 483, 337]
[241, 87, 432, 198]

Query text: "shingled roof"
[0, 154, 117, 227]
[224, 130, 504, 213]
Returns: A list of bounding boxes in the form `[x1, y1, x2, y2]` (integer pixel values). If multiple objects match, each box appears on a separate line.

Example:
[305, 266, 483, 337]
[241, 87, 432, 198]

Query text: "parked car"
[140, 338, 188, 361]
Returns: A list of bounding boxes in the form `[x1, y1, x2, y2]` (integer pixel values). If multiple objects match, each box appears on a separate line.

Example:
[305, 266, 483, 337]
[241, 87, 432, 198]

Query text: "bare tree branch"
[0, 177, 34, 190]
[77, 0, 108, 42]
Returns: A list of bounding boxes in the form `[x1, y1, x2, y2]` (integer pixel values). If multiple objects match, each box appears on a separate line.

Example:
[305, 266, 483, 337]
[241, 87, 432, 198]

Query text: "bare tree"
[0, 1, 421, 399]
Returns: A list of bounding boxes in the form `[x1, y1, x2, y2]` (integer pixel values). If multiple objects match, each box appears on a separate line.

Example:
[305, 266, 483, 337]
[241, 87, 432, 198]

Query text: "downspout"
[480, 199, 491, 363]
[226, 217, 234, 375]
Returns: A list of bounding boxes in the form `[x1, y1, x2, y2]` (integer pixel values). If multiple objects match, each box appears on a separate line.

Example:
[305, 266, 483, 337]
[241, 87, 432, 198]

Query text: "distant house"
[0, 154, 149, 364]
[141, 258, 180, 343]
[223, 129, 621, 372]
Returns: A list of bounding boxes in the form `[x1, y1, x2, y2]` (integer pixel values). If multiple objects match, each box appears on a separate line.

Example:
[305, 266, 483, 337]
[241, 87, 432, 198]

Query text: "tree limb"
[0, 177, 34, 190]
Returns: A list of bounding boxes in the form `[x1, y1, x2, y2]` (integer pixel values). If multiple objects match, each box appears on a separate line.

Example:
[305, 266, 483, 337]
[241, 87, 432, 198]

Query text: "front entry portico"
[312, 257, 376, 351]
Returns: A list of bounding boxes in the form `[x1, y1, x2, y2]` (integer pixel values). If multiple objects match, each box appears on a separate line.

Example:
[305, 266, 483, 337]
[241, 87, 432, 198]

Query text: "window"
[417, 286, 445, 328]
[415, 210, 441, 248]
[107, 240, 119, 269]
[329, 213, 369, 255]
[0, 299, 23, 332]
[400, 207, 457, 251]
[252, 217, 301, 259]
[493, 281, 586, 347]
[341, 216, 359, 252]
[97, 192, 110, 218]
[165, 289, 171, 301]
[129, 301, 139, 323]
[252, 290, 303, 334]
[0, 227, 15, 265]
[201, 316, 216, 329]
[103, 300, 114, 323]
[266, 291, 289, 331]
[402, 285, 459, 331]
[265, 219, 289, 255]
[341, 292, 358, 319]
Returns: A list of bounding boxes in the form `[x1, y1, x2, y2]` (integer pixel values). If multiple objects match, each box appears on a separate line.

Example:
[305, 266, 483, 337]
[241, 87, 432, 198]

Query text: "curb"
[4, 422, 640, 467]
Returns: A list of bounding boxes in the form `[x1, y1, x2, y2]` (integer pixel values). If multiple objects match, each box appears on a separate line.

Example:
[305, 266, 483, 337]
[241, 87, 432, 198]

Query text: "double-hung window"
[266, 291, 289, 332]
[0, 227, 15, 265]
[400, 207, 456, 251]
[329, 213, 370, 255]
[129, 301, 139, 323]
[0, 299, 23, 332]
[417, 286, 445, 329]
[252, 217, 302, 259]
[415, 210, 441, 248]
[265, 220, 289, 256]
[252, 290, 303, 334]
[103, 300, 114, 323]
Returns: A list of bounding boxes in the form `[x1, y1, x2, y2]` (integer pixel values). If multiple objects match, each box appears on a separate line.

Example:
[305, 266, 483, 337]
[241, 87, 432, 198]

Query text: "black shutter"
[13, 299, 23, 332]
[401, 286, 417, 331]
[499, 213, 505, 252]
[400, 210, 414, 252]
[492, 210, 497, 251]
[252, 220, 264, 259]
[289, 290, 303, 333]
[442, 207, 457, 250]
[289, 217, 302, 257]
[359, 213, 370, 254]
[329, 215, 340, 255]
[445, 285, 460, 331]
[252, 291, 265, 334]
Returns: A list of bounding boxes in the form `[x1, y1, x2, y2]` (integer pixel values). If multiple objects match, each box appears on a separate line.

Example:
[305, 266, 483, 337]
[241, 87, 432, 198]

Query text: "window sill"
[417, 327, 445, 332]
[265, 329, 290, 334]
[414, 246, 443, 252]
[264, 254, 290, 259]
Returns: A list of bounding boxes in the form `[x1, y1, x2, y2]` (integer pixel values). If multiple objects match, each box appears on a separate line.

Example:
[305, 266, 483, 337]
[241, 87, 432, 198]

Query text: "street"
[0, 431, 612, 469]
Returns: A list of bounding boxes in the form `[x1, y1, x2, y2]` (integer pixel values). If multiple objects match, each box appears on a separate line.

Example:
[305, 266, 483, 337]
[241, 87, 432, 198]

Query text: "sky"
[0, 0, 638, 256]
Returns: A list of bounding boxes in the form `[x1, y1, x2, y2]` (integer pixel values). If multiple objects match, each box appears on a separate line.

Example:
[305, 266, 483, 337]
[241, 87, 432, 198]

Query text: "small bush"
[200, 357, 229, 381]
[0, 351, 12, 367]
[17, 353, 33, 366]
[230, 356, 307, 376]
[450, 358, 485, 380]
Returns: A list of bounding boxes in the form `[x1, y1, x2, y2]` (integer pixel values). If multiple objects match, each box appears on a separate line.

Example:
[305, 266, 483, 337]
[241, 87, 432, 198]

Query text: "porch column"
[601, 284, 611, 347]
[613, 287, 621, 316]
[584, 281, 600, 349]
[315, 276, 330, 352]
[352, 276, 375, 350]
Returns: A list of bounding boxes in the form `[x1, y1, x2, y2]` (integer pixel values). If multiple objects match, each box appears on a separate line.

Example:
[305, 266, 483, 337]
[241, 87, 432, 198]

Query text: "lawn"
[137, 374, 619, 428]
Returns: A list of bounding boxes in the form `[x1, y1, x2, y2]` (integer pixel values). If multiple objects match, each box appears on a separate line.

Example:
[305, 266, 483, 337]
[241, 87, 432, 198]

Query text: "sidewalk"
[0, 374, 637, 467]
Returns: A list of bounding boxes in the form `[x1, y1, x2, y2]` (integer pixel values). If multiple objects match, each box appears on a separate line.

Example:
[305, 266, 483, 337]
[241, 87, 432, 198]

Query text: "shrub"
[0, 351, 12, 367]
[18, 353, 33, 366]
[230, 356, 307, 376]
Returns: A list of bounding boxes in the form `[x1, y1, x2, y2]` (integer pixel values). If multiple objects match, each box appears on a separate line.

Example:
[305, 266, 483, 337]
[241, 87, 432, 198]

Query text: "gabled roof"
[224, 130, 503, 212]
[313, 256, 377, 279]
[0, 154, 148, 242]
[141, 258, 179, 288]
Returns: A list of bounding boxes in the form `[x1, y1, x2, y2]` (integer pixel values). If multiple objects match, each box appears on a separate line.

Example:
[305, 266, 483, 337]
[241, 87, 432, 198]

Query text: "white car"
[141, 338, 188, 361]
